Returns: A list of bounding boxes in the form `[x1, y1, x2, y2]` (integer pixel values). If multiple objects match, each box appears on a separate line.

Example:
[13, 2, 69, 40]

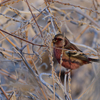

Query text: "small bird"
[52, 34, 99, 70]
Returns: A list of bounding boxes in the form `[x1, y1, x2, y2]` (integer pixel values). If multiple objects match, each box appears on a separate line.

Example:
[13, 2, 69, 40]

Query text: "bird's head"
[52, 34, 66, 47]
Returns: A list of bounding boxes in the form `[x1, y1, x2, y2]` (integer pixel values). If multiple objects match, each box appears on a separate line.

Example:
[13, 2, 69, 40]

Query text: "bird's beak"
[52, 39, 57, 44]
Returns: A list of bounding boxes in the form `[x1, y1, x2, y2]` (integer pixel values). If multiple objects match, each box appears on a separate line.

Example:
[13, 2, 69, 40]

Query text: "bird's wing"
[64, 42, 82, 52]
[65, 50, 89, 62]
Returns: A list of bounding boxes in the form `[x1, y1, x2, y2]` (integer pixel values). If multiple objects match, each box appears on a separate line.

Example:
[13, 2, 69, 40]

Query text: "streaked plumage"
[52, 34, 99, 70]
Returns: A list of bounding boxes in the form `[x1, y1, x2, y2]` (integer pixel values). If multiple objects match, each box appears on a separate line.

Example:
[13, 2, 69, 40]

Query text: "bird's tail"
[89, 58, 100, 62]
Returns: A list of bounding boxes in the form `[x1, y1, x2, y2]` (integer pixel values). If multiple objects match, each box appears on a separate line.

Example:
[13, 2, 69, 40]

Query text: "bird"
[52, 34, 99, 70]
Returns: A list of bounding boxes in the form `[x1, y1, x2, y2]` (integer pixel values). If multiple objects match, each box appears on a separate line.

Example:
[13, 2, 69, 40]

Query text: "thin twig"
[25, 0, 43, 38]
[0, 87, 9, 100]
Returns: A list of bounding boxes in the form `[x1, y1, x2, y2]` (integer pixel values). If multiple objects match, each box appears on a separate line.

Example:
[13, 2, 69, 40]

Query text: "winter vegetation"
[0, 0, 100, 100]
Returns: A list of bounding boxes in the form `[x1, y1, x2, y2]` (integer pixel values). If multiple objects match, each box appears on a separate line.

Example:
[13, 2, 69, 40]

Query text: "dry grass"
[0, 0, 100, 100]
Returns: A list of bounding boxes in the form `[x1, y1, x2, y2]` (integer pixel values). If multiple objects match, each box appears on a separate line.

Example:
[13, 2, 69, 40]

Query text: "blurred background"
[0, 0, 100, 100]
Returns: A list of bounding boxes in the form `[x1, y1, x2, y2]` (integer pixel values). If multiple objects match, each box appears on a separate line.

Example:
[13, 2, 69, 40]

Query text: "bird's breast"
[54, 48, 83, 70]
[54, 48, 62, 60]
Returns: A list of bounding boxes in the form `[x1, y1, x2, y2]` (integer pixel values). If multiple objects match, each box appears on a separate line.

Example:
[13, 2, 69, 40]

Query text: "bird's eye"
[52, 38, 63, 44]
[56, 38, 63, 41]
